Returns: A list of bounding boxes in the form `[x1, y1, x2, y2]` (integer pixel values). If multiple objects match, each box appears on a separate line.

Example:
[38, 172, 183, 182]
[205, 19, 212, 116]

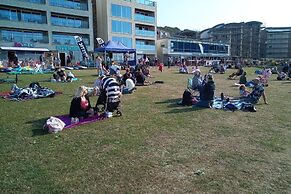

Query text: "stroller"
[94, 89, 122, 117]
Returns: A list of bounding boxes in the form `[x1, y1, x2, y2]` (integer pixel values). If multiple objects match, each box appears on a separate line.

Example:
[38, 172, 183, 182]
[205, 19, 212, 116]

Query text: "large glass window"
[18, 0, 45, 4]
[0, 29, 48, 43]
[52, 33, 90, 45]
[51, 15, 89, 28]
[171, 41, 228, 54]
[134, 13, 155, 23]
[0, 8, 46, 24]
[135, 26, 155, 37]
[50, 0, 88, 11]
[171, 41, 201, 53]
[0, 9, 18, 21]
[111, 4, 131, 19]
[112, 36, 132, 48]
[112, 20, 132, 34]
[136, 40, 155, 51]
[135, 0, 156, 7]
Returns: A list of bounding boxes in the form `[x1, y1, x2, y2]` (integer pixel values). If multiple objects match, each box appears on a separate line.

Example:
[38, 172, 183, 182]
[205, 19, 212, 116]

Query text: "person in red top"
[158, 62, 163, 72]
[69, 86, 93, 119]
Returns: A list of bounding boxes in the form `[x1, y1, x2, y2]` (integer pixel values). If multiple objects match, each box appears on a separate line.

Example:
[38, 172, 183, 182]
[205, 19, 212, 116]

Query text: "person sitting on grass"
[239, 84, 250, 97]
[277, 71, 288, 80]
[229, 66, 244, 79]
[69, 86, 94, 121]
[179, 64, 189, 74]
[122, 77, 136, 94]
[242, 78, 268, 104]
[239, 72, 247, 84]
[195, 74, 216, 108]
[135, 69, 149, 86]
[191, 69, 203, 91]
[52, 68, 67, 82]
[121, 68, 132, 85]
[66, 71, 75, 82]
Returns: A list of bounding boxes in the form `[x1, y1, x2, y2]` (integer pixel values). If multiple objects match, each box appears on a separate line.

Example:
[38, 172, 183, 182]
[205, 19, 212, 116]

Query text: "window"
[111, 4, 131, 19]
[112, 36, 132, 48]
[18, 0, 45, 4]
[0, 29, 48, 43]
[0, 8, 46, 24]
[50, 0, 88, 11]
[112, 20, 132, 34]
[52, 33, 90, 45]
[51, 15, 89, 28]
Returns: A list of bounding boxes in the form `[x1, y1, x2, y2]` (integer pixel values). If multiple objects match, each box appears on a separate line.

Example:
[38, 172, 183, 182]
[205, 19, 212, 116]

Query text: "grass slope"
[0, 67, 290, 193]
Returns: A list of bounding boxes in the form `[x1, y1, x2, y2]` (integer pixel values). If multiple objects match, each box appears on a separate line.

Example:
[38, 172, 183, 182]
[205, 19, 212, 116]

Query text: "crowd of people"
[68, 55, 156, 122]
[180, 63, 272, 109]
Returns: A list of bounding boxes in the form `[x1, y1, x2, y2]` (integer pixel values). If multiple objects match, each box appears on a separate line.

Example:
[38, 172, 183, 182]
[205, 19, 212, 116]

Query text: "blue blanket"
[212, 98, 255, 112]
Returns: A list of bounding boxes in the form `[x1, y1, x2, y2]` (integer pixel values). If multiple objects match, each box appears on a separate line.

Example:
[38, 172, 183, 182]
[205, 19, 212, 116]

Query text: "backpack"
[43, 116, 66, 133]
[29, 82, 42, 89]
[182, 89, 193, 106]
[225, 103, 238, 112]
[241, 103, 257, 112]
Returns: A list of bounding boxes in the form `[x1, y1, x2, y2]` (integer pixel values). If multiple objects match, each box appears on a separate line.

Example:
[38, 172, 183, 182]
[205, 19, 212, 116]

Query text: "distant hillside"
[158, 26, 200, 39]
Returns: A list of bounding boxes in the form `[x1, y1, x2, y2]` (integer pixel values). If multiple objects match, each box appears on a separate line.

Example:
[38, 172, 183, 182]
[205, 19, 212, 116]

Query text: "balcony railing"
[17, 0, 45, 4]
[135, 29, 155, 37]
[136, 44, 156, 51]
[136, 0, 156, 7]
[50, 0, 88, 11]
[134, 14, 155, 24]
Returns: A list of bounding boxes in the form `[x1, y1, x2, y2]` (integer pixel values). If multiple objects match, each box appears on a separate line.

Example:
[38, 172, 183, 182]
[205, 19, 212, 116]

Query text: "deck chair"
[187, 77, 200, 96]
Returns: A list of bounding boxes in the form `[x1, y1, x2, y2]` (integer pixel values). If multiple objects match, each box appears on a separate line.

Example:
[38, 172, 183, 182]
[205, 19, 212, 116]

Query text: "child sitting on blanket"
[239, 84, 250, 97]
[69, 86, 94, 122]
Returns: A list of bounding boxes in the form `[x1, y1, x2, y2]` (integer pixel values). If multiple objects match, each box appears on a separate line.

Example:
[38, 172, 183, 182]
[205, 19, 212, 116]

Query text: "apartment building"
[157, 37, 230, 63]
[263, 27, 291, 59]
[0, 0, 94, 65]
[93, 0, 157, 59]
[200, 21, 263, 59]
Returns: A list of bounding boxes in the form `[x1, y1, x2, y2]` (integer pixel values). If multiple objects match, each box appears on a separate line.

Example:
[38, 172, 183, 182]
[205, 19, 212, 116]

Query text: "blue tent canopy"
[94, 40, 136, 53]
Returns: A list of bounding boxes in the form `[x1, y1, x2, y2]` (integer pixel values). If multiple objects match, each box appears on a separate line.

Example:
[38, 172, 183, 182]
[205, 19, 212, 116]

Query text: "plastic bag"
[43, 116, 65, 133]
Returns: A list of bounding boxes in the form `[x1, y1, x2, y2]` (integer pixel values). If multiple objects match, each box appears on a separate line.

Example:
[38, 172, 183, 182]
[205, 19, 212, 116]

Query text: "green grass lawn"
[0, 67, 290, 193]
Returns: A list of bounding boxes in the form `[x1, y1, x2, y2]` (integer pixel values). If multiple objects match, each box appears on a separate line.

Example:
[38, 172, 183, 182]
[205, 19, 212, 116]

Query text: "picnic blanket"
[55, 114, 107, 129]
[0, 83, 60, 101]
[211, 98, 256, 112]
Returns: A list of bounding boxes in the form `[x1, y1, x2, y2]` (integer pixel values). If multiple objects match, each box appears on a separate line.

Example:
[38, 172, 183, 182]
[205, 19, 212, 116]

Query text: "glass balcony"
[136, 44, 156, 51]
[50, 0, 88, 11]
[135, 0, 156, 7]
[51, 17, 89, 28]
[18, 0, 45, 4]
[135, 29, 155, 37]
[134, 14, 155, 24]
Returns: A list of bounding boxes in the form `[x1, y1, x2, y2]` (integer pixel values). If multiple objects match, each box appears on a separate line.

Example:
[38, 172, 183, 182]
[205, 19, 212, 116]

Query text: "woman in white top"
[122, 78, 136, 94]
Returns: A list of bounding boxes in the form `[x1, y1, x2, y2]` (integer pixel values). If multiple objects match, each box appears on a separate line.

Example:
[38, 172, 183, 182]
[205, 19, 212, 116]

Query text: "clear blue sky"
[156, 0, 291, 30]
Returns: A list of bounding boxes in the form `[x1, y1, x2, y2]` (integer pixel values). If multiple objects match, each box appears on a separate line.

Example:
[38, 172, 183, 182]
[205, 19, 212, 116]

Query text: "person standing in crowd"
[167, 56, 172, 68]
[95, 56, 103, 76]
[67, 55, 72, 66]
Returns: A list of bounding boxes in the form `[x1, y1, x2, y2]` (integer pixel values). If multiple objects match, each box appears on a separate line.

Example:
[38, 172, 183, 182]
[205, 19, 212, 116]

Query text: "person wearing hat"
[245, 78, 268, 104]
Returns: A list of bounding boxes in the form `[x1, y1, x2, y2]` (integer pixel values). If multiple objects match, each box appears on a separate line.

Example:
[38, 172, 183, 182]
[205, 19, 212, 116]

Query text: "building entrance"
[59, 53, 66, 66]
